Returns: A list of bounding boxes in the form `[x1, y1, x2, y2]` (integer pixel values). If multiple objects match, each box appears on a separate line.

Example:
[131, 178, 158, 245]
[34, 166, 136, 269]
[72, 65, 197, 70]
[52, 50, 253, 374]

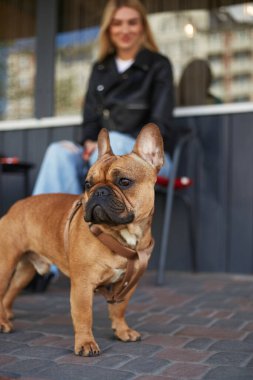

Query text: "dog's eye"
[118, 178, 132, 188]
[84, 180, 92, 191]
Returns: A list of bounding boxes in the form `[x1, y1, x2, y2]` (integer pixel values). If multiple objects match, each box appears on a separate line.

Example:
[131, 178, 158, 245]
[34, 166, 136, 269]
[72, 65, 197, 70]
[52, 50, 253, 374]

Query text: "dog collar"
[63, 198, 85, 254]
[64, 198, 154, 304]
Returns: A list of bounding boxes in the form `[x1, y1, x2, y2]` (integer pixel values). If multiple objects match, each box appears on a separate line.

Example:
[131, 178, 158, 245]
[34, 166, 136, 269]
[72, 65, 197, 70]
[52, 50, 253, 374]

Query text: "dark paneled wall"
[1, 112, 253, 273]
[0, 124, 83, 213]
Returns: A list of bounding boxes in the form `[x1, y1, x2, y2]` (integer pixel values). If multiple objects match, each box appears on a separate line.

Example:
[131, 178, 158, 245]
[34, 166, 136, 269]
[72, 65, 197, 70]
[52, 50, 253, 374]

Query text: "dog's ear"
[133, 123, 164, 173]
[97, 128, 113, 158]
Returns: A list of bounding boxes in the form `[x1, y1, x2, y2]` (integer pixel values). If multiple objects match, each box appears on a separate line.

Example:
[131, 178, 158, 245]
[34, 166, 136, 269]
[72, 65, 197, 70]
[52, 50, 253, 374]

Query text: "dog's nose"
[94, 187, 110, 198]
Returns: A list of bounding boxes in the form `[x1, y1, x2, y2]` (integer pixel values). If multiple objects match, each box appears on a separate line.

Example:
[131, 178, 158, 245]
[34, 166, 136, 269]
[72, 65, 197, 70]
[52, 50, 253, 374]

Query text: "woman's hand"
[83, 140, 98, 161]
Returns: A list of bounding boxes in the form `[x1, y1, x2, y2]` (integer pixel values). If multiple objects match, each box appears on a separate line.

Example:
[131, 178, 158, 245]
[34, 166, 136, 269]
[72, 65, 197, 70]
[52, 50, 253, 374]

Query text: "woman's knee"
[46, 141, 81, 160]
[108, 132, 135, 155]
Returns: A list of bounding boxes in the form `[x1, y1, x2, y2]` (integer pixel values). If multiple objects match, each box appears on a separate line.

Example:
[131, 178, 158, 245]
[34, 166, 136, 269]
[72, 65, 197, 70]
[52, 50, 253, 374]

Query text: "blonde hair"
[98, 0, 158, 61]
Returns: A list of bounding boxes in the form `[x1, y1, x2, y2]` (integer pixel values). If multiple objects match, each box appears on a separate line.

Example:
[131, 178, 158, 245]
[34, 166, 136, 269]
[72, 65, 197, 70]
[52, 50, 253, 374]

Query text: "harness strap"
[89, 225, 137, 260]
[64, 198, 84, 254]
[90, 225, 154, 303]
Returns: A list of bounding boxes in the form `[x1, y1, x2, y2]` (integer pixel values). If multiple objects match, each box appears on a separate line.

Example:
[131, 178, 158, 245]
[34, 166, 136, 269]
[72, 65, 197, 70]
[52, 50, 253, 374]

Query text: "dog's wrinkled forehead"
[88, 153, 154, 185]
[87, 154, 118, 184]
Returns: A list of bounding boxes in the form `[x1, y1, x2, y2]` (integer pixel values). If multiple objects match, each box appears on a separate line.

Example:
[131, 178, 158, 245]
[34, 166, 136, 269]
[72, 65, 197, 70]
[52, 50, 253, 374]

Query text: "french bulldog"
[0, 123, 164, 356]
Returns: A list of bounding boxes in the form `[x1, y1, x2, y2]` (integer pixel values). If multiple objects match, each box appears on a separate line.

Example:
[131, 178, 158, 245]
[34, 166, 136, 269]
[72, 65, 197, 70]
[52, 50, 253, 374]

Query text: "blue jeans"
[33, 131, 171, 195]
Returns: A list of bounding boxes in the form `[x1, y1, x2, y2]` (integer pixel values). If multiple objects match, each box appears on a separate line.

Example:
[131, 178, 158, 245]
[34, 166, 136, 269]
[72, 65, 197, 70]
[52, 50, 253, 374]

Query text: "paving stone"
[147, 306, 172, 313]
[0, 332, 43, 343]
[28, 335, 66, 347]
[39, 315, 71, 325]
[139, 314, 174, 324]
[93, 337, 115, 353]
[244, 332, 253, 343]
[11, 346, 71, 360]
[32, 324, 73, 336]
[17, 377, 46, 380]
[156, 347, 211, 363]
[95, 354, 132, 369]
[191, 294, 228, 304]
[15, 313, 49, 322]
[184, 338, 214, 350]
[242, 322, 253, 331]
[246, 357, 253, 367]
[0, 356, 16, 366]
[199, 301, 236, 310]
[1, 359, 55, 375]
[138, 322, 181, 334]
[2, 272, 253, 379]
[143, 335, 189, 348]
[135, 376, 175, 380]
[210, 319, 245, 329]
[232, 311, 253, 320]
[9, 320, 34, 331]
[190, 309, 215, 318]
[55, 352, 101, 365]
[164, 306, 196, 315]
[108, 342, 161, 356]
[119, 357, 170, 374]
[205, 351, 251, 366]
[208, 340, 253, 353]
[176, 326, 245, 340]
[0, 370, 20, 379]
[37, 364, 135, 380]
[0, 341, 27, 354]
[171, 316, 212, 326]
[213, 310, 234, 318]
[204, 366, 253, 380]
[93, 327, 114, 340]
[161, 362, 210, 379]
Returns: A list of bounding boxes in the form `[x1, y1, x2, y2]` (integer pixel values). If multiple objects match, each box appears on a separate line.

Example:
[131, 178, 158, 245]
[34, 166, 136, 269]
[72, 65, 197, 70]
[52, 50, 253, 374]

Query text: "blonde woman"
[33, 0, 174, 195]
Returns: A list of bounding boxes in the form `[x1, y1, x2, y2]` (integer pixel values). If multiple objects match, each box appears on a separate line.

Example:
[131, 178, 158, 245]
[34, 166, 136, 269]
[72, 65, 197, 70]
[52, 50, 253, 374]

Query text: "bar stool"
[156, 128, 196, 285]
[0, 157, 34, 215]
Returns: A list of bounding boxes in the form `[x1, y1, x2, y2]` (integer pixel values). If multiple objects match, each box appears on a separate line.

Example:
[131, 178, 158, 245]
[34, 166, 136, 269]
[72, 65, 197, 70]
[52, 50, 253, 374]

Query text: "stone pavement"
[1, 271, 253, 380]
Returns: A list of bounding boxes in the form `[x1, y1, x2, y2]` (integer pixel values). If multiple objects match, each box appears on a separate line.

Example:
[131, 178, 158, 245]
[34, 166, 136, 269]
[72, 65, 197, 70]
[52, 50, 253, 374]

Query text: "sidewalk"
[1, 271, 253, 380]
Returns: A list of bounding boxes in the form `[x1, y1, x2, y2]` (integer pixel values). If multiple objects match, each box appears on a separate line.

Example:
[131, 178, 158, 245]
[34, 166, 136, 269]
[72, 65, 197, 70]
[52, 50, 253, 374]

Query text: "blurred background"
[1, 0, 253, 274]
[1, 0, 253, 120]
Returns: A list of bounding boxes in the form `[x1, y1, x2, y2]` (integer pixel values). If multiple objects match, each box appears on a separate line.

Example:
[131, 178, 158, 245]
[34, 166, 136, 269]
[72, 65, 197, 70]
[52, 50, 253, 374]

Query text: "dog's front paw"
[114, 327, 141, 342]
[0, 319, 13, 333]
[75, 338, 100, 357]
[5, 309, 14, 320]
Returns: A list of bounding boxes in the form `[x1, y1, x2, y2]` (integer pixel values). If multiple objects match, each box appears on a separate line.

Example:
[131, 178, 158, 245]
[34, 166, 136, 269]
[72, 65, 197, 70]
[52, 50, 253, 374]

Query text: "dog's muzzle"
[84, 186, 134, 225]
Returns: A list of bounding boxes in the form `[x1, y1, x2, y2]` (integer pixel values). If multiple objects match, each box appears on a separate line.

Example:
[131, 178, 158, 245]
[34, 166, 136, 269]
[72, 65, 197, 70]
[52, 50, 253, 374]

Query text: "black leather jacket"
[81, 48, 174, 152]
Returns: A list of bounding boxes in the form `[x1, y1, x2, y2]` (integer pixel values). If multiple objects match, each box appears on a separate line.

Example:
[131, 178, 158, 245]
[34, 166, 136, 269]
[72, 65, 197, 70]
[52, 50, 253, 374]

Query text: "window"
[0, 0, 36, 120]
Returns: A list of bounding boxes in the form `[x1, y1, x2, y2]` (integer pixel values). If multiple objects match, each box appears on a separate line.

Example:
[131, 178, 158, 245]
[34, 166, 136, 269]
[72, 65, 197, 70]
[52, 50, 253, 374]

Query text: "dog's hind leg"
[0, 253, 20, 332]
[3, 258, 36, 321]
[3, 252, 51, 322]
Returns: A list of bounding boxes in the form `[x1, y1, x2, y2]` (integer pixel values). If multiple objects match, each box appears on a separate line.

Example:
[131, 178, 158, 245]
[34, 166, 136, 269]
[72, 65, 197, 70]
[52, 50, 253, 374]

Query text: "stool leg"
[176, 193, 197, 272]
[156, 179, 175, 285]
[156, 137, 187, 285]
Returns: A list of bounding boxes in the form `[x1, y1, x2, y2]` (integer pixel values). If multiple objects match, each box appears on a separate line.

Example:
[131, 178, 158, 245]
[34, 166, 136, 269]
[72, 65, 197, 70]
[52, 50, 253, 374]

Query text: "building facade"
[0, 0, 253, 121]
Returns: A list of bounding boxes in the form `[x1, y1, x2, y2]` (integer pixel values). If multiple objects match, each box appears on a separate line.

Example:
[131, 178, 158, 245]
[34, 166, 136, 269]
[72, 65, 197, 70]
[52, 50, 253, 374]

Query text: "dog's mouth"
[84, 186, 134, 226]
